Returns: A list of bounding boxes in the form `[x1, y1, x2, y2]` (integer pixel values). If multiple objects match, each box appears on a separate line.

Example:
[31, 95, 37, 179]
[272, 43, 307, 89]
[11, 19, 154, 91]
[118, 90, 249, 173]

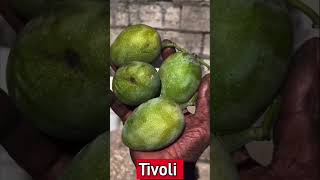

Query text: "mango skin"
[212, 0, 293, 135]
[6, 2, 108, 141]
[113, 61, 160, 106]
[122, 97, 185, 151]
[111, 24, 161, 67]
[159, 52, 201, 104]
[60, 132, 108, 180]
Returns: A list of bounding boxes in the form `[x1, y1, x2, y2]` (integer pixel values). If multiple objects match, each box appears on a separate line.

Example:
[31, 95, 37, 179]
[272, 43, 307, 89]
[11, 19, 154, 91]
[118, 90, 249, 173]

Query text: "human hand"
[0, 88, 89, 180]
[111, 74, 210, 163]
[237, 37, 320, 180]
[111, 48, 210, 164]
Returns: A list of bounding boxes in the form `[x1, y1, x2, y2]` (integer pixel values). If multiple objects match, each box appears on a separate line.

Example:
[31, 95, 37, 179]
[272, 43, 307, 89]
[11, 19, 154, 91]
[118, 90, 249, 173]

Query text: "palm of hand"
[111, 74, 210, 164]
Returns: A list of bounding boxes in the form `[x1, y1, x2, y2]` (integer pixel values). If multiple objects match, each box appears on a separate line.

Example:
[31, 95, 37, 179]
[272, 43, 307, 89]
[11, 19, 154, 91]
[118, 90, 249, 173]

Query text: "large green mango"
[60, 132, 108, 180]
[111, 24, 161, 67]
[122, 97, 184, 151]
[7, 1, 108, 141]
[159, 52, 201, 104]
[212, 0, 293, 135]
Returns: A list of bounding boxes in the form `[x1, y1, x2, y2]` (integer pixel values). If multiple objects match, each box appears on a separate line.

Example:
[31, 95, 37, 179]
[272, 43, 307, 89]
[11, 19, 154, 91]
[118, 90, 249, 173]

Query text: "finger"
[232, 147, 261, 170]
[111, 63, 117, 72]
[39, 155, 72, 180]
[280, 37, 319, 115]
[1, 119, 74, 179]
[239, 167, 276, 180]
[110, 90, 133, 123]
[240, 38, 320, 180]
[1, 90, 84, 179]
[1, 90, 59, 177]
[272, 38, 320, 179]
[195, 74, 210, 118]
[161, 47, 176, 60]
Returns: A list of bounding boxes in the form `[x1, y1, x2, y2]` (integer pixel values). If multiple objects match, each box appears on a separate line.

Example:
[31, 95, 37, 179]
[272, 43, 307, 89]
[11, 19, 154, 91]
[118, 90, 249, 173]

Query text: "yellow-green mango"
[159, 52, 201, 104]
[111, 24, 161, 67]
[112, 61, 160, 106]
[122, 97, 184, 151]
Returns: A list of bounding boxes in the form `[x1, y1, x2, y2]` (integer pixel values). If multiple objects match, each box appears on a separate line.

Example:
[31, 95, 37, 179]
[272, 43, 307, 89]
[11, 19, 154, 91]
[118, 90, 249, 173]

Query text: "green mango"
[212, 137, 240, 180]
[159, 52, 202, 104]
[122, 97, 184, 151]
[6, 1, 108, 141]
[112, 61, 160, 106]
[9, 0, 104, 20]
[111, 24, 161, 67]
[60, 132, 108, 180]
[212, 0, 293, 135]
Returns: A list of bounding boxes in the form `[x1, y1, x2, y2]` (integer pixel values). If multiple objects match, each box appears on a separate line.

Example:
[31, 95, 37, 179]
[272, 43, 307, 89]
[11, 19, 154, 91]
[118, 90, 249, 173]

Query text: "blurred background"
[0, 0, 319, 179]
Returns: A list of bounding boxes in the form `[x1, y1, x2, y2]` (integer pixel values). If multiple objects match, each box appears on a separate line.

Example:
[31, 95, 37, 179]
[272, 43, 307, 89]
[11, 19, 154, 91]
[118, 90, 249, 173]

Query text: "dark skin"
[110, 46, 210, 164]
[236, 37, 320, 180]
[0, 90, 86, 180]
[1, 4, 319, 180]
[110, 37, 320, 180]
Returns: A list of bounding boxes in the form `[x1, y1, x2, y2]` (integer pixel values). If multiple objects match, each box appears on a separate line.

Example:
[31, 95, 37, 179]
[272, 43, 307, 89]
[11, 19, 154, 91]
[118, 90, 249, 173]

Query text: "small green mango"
[112, 61, 160, 106]
[159, 52, 202, 104]
[60, 132, 108, 180]
[111, 24, 161, 66]
[122, 97, 184, 151]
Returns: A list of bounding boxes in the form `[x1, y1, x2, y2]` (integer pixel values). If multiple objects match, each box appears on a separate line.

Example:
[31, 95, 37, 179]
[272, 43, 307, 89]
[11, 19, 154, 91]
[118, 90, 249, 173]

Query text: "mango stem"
[161, 39, 189, 53]
[180, 93, 198, 109]
[287, 0, 320, 28]
[219, 97, 281, 152]
[260, 96, 281, 140]
[194, 54, 210, 69]
[162, 40, 210, 69]
[218, 128, 261, 153]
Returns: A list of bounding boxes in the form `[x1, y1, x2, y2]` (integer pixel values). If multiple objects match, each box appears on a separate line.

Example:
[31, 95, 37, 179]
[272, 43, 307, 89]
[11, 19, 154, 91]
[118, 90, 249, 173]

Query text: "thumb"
[195, 74, 210, 118]
[110, 90, 133, 124]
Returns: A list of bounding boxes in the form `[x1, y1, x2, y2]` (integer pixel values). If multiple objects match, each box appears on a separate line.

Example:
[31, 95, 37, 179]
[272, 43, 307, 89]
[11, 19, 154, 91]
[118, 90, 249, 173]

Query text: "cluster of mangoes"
[111, 24, 204, 151]
[6, 1, 108, 179]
